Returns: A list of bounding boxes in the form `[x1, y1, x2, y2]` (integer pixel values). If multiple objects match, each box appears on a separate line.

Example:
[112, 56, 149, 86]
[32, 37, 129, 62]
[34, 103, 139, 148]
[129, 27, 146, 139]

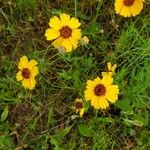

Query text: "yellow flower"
[73, 98, 85, 118]
[102, 62, 117, 77]
[45, 13, 82, 52]
[84, 75, 119, 109]
[115, 0, 144, 17]
[16, 56, 39, 90]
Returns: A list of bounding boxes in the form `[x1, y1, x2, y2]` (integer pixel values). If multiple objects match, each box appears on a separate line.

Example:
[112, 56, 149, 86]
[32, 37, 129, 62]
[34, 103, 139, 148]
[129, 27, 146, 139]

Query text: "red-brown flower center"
[124, 0, 135, 6]
[60, 26, 72, 38]
[22, 68, 31, 79]
[94, 84, 106, 96]
[75, 101, 83, 109]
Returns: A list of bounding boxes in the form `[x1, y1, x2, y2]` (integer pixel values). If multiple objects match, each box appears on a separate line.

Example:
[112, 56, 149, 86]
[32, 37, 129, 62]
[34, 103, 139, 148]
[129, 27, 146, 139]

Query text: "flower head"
[16, 56, 39, 90]
[45, 13, 82, 52]
[115, 0, 144, 17]
[81, 36, 89, 45]
[73, 98, 85, 117]
[102, 62, 117, 77]
[84, 75, 119, 109]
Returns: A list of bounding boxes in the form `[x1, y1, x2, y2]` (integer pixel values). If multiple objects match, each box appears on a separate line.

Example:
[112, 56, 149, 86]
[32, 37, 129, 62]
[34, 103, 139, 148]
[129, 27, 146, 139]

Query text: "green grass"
[0, 0, 150, 149]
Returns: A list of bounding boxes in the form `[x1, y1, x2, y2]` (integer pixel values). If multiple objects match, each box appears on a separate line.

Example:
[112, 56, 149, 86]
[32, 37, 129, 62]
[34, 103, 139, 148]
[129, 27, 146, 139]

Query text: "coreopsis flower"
[45, 13, 82, 52]
[84, 75, 119, 109]
[115, 0, 144, 17]
[102, 62, 117, 77]
[73, 98, 85, 117]
[16, 56, 38, 90]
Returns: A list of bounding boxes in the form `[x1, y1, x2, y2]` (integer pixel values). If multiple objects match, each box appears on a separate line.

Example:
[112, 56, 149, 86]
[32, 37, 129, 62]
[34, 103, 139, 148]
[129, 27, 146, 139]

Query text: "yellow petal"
[102, 75, 113, 86]
[60, 13, 70, 26]
[22, 79, 30, 89]
[62, 39, 72, 52]
[99, 96, 109, 109]
[112, 64, 117, 72]
[93, 77, 101, 84]
[45, 28, 60, 41]
[18, 56, 28, 70]
[106, 85, 119, 103]
[52, 37, 63, 48]
[49, 16, 62, 30]
[31, 66, 38, 77]
[120, 6, 131, 17]
[101, 72, 108, 77]
[91, 96, 99, 109]
[107, 62, 112, 70]
[69, 17, 81, 29]
[75, 98, 82, 103]
[84, 90, 93, 101]
[130, 0, 143, 16]
[16, 71, 23, 81]
[69, 37, 78, 49]
[72, 29, 82, 40]
[115, 0, 124, 14]
[79, 108, 85, 118]
[29, 78, 36, 90]
[28, 59, 38, 69]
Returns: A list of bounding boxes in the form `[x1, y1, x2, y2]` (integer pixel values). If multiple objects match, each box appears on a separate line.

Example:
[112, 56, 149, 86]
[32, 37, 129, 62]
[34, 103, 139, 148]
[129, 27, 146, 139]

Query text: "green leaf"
[115, 100, 133, 115]
[50, 137, 59, 146]
[1, 105, 9, 122]
[124, 118, 143, 127]
[133, 114, 148, 126]
[58, 125, 72, 138]
[54, 146, 65, 150]
[78, 124, 92, 137]
[50, 137, 65, 150]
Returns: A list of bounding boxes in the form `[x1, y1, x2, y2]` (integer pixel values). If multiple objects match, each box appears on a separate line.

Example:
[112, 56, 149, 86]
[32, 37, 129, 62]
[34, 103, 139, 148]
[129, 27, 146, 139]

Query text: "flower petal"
[115, 0, 124, 14]
[45, 28, 60, 41]
[16, 71, 23, 81]
[120, 6, 131, 17]
[84, 89, 94, 101]
[18, 56, 28, 70]
[102, 75, 113, 86]
[106, 85, 119, 103]
[52, 37, 63, 48]
[69, 37, 78, 49]
[91, 96, 99, 109]
[31, 66, 39, 77]
[79, 108, 85, 118]
[60, 13, 70, 26]
[107, 62, 112, 70]
[72, 29, 82, 40]
[28, 60, 38, 69]
[69, 17, 81, 29]
[49, 16, 62, 30]
[22, 79, 30, 89]
[99, 96, 109, 109]
[101, 72, 108, 77]
[62, 39, 72, 52]
[130, 0, 143, 16]
[29, 78, 36, 90]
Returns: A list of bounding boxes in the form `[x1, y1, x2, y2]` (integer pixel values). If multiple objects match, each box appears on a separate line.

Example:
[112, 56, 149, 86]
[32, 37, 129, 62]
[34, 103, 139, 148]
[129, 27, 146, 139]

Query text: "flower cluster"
[15, 2, 146, 116]
[44, 1, 145, 52]
[72, 62, 119, 117]
[84, 62, 119, 110]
